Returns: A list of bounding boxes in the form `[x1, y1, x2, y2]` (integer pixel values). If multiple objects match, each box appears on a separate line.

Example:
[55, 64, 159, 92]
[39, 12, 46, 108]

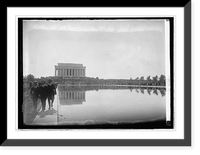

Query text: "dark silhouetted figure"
[38, 81, 48, 111]
[30, 81, 39, 111]
[47, 79, 56, 109]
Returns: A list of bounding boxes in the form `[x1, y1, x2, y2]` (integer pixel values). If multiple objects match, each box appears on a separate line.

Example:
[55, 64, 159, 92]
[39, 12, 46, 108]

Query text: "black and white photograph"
[20, 18, 173, 129]
[3, 2, 192, 148]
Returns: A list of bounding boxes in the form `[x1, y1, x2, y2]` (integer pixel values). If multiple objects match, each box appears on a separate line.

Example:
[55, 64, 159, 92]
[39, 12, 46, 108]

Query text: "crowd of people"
[30, 79, 57, 111]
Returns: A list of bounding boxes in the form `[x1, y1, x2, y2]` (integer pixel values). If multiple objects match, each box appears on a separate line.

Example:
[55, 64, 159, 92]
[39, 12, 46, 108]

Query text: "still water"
[56, 86, 167, 126]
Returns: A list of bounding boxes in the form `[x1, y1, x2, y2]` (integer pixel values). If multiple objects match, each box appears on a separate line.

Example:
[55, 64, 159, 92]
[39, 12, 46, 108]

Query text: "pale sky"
[23, 19, 167, 79]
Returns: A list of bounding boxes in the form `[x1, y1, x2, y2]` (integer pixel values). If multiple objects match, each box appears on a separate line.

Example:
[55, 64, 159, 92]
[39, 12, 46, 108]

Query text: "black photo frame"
[17, 17, 174, 130]
[2, 1, 191, 146]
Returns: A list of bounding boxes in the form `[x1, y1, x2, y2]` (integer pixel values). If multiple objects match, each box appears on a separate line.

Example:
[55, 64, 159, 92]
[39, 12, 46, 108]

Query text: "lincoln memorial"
[55, 63, 86, 77]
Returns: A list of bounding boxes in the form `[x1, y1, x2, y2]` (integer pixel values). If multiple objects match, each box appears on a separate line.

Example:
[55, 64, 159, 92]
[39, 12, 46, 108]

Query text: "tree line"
[23, 74, 166, 87]
[133, 74, 166, 86]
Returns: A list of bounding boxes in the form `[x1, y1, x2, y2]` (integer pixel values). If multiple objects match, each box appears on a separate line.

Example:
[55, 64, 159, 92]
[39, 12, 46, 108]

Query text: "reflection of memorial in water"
[56, 85, 168, 127]
[59, 89, 86, 105]
[57, 86, 166, 107]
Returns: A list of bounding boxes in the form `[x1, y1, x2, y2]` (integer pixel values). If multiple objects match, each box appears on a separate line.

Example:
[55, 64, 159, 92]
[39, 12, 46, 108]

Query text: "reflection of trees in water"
[153, 89, 158, 95]
[58, 86, 166, 97]
[137, 88, 166, 97]
[159, 89, 166, 97]
[135, 88, 139, 93]
[147, 88, 152, 95]
[140, 88, 144, 94]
